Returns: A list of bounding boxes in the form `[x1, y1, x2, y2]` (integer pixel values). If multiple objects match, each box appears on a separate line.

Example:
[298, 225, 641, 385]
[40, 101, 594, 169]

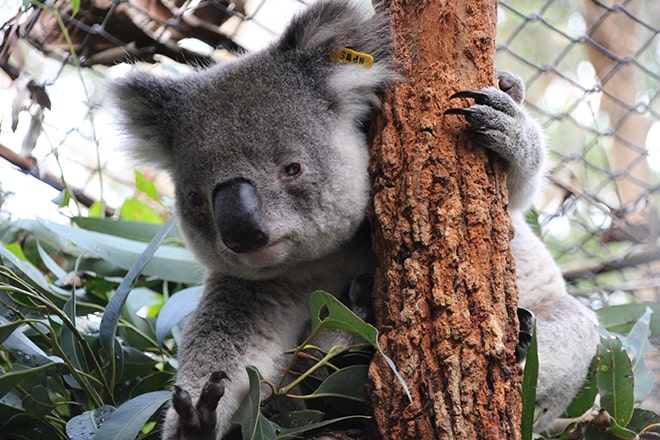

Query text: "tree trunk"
[367, 1, 522, 439]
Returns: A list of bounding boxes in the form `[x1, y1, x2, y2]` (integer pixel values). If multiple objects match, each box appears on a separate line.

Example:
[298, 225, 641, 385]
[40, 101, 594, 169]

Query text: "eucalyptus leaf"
[231, 366, 277, 440]
[309, 290, 377, 347]
[597, 303, 660, 336]
[99, 216, 178, 356]
[36, 242, 67, 279]
[312, 364, 368, 402]
[155, 285, 203, 346]
[597, 336, 635, 428]
[22, 384, 55, 419]
[62, 296, 89, 372]
[627, 408, 660, 433]
[135, 170, 160, 202]
[66, 405, 117, 440]
[92, 391, 170, 440]
[309, 291, 411, 402]
[72, 216, 182, 243]
[119, 198, 162, 224]
[40, 219, 202, 284]
[0, 244, 51, 293]
[622, 307, 656, 403]
[0, 316, 64, 367]
[521, 323, 538, 440]
[563, 356, 598, 418]
[276, 414, 370, 439]
[0, 320, 22, 344]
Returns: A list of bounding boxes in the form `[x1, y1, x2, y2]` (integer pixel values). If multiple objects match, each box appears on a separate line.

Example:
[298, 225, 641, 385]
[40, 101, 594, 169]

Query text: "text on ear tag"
[331, 47, 374, 68]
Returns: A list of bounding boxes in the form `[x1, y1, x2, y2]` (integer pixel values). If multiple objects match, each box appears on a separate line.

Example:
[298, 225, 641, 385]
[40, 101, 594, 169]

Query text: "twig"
[563, 246, 660, 282]
[0, 142, 115, 217]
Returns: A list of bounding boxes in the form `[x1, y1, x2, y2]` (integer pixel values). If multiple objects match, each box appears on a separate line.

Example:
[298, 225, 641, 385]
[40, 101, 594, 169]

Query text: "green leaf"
[269, 410, 323, 430]
[627, 408, 660, 433]
[0, 363, 61, 399]
[134, 170, 160, 202]
[4, 242, 28, 261]
[72, 217, 182, 243]
[92, 391, 170, 440]
[0, 320, 22, 344]
[0, 316, 64, 367]
[597, 303, 660, 336]
[155, 286, 203, 346]
[88, 201, 105, 218]
[22, 384, 55, 419]
[69, 0, 81, 16]
[311, 365, 368, 402]
[310, 290, 378, 347]
[309, 291, 412, 402]
[40, 218, 202, 284]
[597, 336, 635, 428]
[119, 198, 162, 224]
[276, 414, 370, 439]
[36, 242, 67, 279]
[52, 188, 71, 207]
[622, 307, 656, 403]
[61, 296, 89, 372]
[66, 406, 117, 440]
[521, 323, 538, 440]
[563, 356, 598, 418]
[231, 366, 277, 440]
[99, 216, 178, 369]
[0, 245, 51, 292]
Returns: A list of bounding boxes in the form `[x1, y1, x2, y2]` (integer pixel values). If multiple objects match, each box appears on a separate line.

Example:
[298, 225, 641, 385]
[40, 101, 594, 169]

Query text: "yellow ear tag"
[331, 47, 374, 68]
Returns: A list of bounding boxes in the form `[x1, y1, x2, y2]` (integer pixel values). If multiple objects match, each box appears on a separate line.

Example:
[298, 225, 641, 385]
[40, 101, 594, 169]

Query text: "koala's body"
[111, 1, 599, 438]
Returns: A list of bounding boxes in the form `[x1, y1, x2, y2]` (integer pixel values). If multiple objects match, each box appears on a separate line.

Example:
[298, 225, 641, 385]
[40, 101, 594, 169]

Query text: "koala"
[110, 0, 599, 438]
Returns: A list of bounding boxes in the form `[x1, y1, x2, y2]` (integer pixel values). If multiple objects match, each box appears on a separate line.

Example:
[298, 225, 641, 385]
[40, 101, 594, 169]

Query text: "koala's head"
[111, 0, 394, 280]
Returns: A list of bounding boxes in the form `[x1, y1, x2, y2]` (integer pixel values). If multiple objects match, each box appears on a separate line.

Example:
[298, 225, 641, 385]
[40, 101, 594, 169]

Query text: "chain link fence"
[0, 0, 658, 302]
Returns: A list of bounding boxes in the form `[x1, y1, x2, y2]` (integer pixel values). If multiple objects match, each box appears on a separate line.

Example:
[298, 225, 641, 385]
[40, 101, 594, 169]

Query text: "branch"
[562, 246, 660, 282]
[0, 142, 115, 217]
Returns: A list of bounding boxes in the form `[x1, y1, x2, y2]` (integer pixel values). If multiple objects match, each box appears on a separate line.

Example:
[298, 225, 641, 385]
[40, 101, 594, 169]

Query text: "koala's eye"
[283, 162, 302, 178]
[188, 192, 205, 208]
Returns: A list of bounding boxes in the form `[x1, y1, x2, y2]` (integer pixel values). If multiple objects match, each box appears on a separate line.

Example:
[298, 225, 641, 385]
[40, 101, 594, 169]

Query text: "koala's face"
[113, 7, 393, 279]
[172, 62, 370, 279]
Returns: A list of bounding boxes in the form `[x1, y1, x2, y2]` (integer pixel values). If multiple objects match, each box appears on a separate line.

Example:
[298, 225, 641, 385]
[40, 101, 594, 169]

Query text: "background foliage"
[0, 0, 658, 439]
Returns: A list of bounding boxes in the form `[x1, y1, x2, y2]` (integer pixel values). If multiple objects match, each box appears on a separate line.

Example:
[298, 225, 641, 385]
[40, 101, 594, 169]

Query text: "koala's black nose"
[212, 179, 269, 253]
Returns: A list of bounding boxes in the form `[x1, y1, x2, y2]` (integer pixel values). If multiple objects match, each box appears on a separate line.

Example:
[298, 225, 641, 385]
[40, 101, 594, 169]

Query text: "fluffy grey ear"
[278, 0, 395, 116]
[108, 72, 182, 169]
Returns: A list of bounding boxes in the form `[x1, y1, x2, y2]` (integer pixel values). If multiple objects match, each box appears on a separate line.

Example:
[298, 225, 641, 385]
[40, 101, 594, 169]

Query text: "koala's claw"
[447, 90, 491, 104]
[172, 371, 229, 440]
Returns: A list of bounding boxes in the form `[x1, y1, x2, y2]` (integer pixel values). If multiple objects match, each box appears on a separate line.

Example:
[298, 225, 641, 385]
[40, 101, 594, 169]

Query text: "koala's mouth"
[236, 238, 288, 269]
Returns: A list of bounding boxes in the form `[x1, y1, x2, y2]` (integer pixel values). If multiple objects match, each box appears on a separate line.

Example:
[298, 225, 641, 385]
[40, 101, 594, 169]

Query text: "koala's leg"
[445, 72, 546, 211]
[511, 213, 599, 432]
[161, 277, 309, 440]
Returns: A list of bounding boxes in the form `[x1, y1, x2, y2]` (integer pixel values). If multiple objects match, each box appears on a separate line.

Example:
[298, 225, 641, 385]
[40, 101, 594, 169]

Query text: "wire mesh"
[0, 0, 658, 301]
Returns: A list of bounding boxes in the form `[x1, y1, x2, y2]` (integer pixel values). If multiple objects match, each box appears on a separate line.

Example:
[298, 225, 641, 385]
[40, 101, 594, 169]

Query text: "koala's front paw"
[171, 371, 228, 440]
[444, 73, 545, 210]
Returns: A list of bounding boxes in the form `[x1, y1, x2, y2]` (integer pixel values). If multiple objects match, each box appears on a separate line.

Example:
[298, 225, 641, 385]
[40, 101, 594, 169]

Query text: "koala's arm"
[162, 276, 307, 440]
[447, 72, 599, 432]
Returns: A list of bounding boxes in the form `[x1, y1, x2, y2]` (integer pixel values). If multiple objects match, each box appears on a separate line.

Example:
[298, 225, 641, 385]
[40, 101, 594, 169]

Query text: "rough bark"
[367, 1, 522, 439]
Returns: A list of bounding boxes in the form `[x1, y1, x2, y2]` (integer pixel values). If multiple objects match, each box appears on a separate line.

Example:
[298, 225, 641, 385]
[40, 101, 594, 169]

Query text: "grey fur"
[109, 1, 598, 438]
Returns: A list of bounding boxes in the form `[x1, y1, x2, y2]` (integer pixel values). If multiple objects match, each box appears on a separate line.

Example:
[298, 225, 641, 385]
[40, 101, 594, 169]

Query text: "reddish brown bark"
[367, 1, 522, 439]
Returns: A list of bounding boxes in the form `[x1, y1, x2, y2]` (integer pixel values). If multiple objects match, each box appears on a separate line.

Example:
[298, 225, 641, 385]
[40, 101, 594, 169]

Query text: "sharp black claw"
[444, 107, 475, 116]
[210, 370, 229, 383]
[448, 90, 490, 103]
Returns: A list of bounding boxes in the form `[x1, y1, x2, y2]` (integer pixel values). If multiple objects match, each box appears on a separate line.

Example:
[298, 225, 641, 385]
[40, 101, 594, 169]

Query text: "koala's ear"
[278, 0, 396, 117]
[108, 72, 182, 169]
